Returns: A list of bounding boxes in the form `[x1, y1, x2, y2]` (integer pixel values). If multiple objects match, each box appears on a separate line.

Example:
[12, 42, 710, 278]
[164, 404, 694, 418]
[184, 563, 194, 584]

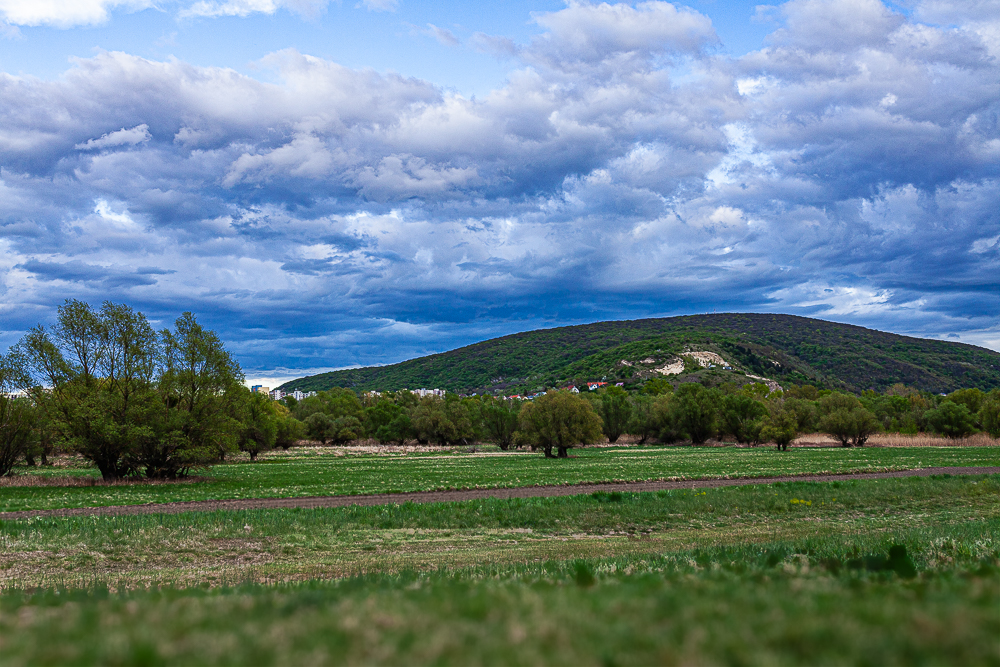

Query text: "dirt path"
[3, 466, 997, 520]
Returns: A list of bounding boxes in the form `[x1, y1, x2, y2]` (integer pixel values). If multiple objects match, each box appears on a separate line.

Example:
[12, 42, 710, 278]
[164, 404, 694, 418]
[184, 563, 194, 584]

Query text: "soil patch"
[2, 466, 997, 520]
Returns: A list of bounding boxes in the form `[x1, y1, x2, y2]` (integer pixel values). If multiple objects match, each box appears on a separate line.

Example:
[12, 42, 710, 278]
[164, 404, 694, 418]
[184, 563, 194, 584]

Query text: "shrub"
[818, 393, 880, 447]
[925, 401, 977, 439]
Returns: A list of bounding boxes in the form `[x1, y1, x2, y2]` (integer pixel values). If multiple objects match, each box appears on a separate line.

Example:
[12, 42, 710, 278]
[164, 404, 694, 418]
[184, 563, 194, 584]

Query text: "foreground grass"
[2, 520, 998, 666]
[3, 445, 999, 512]
[2, 475, 997, 589]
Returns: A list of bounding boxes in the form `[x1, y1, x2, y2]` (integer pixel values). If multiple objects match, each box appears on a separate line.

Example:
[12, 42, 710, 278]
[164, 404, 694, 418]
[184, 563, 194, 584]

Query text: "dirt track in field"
[2, 466, 997, 520]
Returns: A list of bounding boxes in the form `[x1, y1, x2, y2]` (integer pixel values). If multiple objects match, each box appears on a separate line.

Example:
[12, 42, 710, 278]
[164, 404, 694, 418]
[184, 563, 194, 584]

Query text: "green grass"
[4, 445, 999, 512]
[3, 475, 997, 590]
[3, 517, 998, 666]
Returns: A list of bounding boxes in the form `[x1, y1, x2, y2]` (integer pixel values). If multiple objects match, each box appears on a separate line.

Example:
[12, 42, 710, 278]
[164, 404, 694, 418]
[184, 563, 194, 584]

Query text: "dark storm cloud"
[1, 0, 999, 370]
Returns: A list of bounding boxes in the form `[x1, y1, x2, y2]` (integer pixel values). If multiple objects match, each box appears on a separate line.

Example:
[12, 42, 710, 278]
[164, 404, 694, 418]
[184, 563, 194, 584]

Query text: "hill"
[279, 314, 1000, 395]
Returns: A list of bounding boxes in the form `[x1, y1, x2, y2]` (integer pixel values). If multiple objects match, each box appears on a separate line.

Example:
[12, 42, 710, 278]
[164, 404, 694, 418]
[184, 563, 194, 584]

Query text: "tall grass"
[3, 519, 997, 666]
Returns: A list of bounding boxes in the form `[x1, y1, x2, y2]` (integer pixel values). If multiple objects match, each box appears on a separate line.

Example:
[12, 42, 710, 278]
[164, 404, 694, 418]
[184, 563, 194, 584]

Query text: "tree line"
[2, 301, 999, 478]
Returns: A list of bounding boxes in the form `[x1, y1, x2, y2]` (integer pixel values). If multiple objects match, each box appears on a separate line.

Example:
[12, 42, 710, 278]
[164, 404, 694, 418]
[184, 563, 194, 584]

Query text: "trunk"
[557, 447, 569, 458]
[96, 462, 119, 481]
[25, 452, 36, 467]
[497, 442, 509, 451]
[543, 446, 556, 458]
[250, 451, 258, 460]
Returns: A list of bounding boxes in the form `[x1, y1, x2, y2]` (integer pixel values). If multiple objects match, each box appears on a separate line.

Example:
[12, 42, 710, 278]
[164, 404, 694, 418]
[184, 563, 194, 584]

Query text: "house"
[587, 381, 607, 391]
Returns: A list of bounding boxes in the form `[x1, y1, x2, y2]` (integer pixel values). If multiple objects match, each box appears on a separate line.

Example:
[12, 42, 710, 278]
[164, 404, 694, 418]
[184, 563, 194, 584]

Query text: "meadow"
[2, 444, 999, 665]
[1, 474, 998, 665]
[3, 444, 999, 513]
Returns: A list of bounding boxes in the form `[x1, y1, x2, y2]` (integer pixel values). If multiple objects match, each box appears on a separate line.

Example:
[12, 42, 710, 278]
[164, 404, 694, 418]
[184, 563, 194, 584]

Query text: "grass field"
[1, 475, 998, 665]
[3, 445, 999, 665]
[3, 444, 999, 512]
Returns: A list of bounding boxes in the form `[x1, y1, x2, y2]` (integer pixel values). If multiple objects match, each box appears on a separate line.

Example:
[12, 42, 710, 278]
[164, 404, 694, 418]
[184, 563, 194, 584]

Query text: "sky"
[0, 0, 998, 388]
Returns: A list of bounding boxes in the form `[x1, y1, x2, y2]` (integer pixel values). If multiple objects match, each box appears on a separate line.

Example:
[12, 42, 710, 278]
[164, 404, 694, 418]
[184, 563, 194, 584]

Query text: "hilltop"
[279, 314, 1000, 395]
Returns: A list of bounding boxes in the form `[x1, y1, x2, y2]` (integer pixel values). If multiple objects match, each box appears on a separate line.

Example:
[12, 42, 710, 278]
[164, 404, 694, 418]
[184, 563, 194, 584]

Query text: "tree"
[642, 378, 673, 396]
[627, 394, 658, 444]
[305, 412, 336, 444]
[760, 402, 798, 451]
[294, 388, 365, 445]
[17, 301, 245, 479]
[517, 390, 602, 458]
[783, 397, 819, 433]
[672, 383, 719, 444]
[818, 393, 880, 447]
[411, 395, 475, 446]
[479, 397, 521, 450]
[156, 312, 244, 472]
[0, 352, 35, 476]
[653, 393, 683, 443]
[274, 405, 305, 450]
[719, 394, 768, 445]
[946, 388, 985, 416]
[980, 391, 1000, 438]
[18, 301, 160, 480]
[364, 398, 415, 445]
[596, 386, 632, 444]
[238, 389, 278, 460]
[925, 401, 977, 439]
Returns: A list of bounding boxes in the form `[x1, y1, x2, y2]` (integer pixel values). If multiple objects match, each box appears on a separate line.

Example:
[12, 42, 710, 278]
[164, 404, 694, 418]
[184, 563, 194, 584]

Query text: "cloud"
[469, 32, 519, 59]
[179, 0, 329, 19]
[75, 124, 152, 151]
[423, 23, 459, 47]
[0, 0, 152, 27]
[0, 0, 998, 371]
[357, 0, 397, 11]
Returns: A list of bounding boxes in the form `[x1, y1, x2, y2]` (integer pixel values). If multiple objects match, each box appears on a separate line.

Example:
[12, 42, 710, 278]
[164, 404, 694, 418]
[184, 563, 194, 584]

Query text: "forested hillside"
[280, 314, 1000, 395]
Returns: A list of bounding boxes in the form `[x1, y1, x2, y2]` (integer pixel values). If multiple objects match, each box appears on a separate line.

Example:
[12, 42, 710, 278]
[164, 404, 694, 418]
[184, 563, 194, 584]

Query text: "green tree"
[479, 397, 521, 450]
[364, 399, 415, 445]
[653, 393, 683, 443]
[411, 396, 476, 446]
[157, 312, 244, 471]
[596, 386, 632, 444]
[627, 394, 658, 444]
[642, 378, 674, 396]
[783, 397, 819, 433]
[925, 401, 977, 439]
[238, 389, 278, 460]
[979, 391, 1000, 438]
[18, 301, 160, 480]
[719, 394, 768, 445]
[760, 402, 798, 451]
[672, 383, 719, 444]
[273, 404, 305, 450]
[17, 302, 244, 479]
[946, 388, 985, 416]
[0, 352, 35, 476]
[517, 390, 602, 458]
[818, 393, 880, 447]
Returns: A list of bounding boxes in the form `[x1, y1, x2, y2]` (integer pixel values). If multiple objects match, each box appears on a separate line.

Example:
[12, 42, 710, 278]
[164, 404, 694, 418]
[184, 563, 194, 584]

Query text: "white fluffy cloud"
[0, 0, 152, 27]
[178, 0, 329, 19]
[1, 0, 998, 370]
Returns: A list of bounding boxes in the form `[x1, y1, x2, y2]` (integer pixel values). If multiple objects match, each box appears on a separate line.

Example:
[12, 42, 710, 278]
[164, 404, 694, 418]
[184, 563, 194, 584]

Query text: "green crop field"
[3, 445, 1000, 512]
[1, 475, 999, 665]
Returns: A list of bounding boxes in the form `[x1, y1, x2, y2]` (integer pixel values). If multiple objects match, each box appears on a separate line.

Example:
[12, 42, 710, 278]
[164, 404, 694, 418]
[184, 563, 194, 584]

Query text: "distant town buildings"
[266, 389, 316, 401]
[412, 388, 445, 398]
